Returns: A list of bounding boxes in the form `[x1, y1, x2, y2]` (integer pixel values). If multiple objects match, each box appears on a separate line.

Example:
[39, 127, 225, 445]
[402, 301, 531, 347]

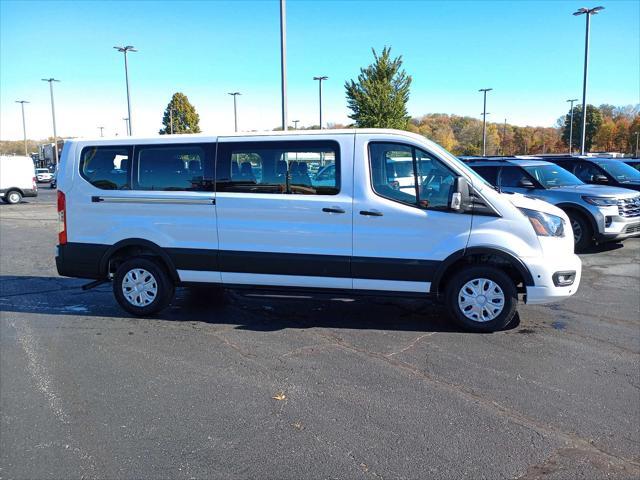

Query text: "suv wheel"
[6, 190, 22, 204]
[445, 266, 518, 333]
[113, 257, 175, 316]
[567, 212, 592, 252]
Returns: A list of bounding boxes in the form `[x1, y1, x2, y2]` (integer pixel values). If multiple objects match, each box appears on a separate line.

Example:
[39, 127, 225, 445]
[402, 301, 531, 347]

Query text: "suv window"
[216, 141, 339, 195]
[499, 166, 531, 188]
[573, 161, 605, 183]
[134, 145, 212, 191]
[470, 166, 498, 185]
[369, 142, 456, 210]
[80, 146, 131, 190]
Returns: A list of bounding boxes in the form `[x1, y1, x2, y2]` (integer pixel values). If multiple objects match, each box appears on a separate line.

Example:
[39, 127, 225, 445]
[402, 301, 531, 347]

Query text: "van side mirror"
[592, 174, 608, 184]
[518, 178, 535, 188]
[451, 176, 470, 211]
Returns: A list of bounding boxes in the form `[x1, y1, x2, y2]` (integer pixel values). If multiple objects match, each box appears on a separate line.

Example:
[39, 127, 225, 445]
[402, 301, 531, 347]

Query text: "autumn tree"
[345, 47, 412, 129]
[561, 104, 603, 152]
[159, 92, 201, 135]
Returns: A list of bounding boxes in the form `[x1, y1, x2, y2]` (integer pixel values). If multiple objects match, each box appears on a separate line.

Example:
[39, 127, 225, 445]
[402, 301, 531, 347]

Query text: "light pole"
[98, 126, 104, 137]
[566, 98, 579, 154]
[573, 6, 604, 155]
[502, 118, 507, 156]
[292, 119, 299, 130]
[169, 108, 174, 134]
[123, 118, 129, 136]
[42, 78, 60, 169]
[15, 100, 29, 156]
[313, 76, 328, 129]
[113, 45, 137, 135]
[228, 92, 241, 132]
[635, 132, 639, 158]
[479, 88, 492, 156]
[279, 0, 288, 131]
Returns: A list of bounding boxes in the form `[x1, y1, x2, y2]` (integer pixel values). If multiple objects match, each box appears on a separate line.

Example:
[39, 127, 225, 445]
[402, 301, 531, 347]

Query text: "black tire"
[113, 257, 175, 316]
[5, 190, 22, 205]
[445, 265, 518, 333]
[566, 211, 592, 252]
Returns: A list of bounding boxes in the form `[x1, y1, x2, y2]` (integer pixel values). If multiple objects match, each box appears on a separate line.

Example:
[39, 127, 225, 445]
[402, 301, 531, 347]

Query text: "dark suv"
[542, 156, 640, 192]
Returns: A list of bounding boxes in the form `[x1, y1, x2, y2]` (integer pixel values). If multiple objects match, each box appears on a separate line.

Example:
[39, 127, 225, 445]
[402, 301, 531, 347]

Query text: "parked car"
[622, 158, 640, 171]
[0, 155, 38, 204]
[55, 130, 582, 332]
[462, 157, 640, 250]
[543, 156, 640, 192]
[35, 168, 53, 183]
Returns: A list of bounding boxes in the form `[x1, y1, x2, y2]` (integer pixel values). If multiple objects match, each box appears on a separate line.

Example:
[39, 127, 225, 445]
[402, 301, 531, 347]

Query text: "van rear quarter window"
[216, 140, 340, 195]
[80, 147, 131, 190]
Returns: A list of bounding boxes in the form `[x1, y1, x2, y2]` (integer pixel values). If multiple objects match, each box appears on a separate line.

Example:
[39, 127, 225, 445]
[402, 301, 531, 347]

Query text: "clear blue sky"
[1, 0, 638, 140]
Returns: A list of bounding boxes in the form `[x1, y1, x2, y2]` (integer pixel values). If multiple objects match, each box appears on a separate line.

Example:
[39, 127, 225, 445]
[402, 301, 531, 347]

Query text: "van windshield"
[595, 160, 640, 183]
[523, 164, 583, 188]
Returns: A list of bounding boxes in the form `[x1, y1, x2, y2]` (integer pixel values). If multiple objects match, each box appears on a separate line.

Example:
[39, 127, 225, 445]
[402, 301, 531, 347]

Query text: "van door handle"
[360, 210, 383, 217]
[322, 207, 345, 214]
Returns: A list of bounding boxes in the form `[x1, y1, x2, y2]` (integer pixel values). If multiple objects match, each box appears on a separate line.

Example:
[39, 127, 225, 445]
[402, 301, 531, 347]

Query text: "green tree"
[159, 92, 201, 134]
[344, 46, 412, 129]
[561, 104, 603, 152]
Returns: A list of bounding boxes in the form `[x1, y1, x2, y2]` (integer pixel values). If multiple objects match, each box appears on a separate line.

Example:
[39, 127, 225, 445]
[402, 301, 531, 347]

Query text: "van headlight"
[581, 196, 618, 206]
[518, 208, 565, 237]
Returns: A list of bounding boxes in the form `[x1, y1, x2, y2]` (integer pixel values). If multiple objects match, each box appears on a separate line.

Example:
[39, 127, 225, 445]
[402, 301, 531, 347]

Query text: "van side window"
[80, 147, 131, 190]
[216, 141, 339, 195]
[134, 145, 213, 191]
[369, 143, 456, 210]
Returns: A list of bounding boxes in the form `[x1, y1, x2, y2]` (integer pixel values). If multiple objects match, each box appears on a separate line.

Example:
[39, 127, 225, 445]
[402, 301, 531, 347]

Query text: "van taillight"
[57, 190, 67, 245]
[32, 177, 37, 190]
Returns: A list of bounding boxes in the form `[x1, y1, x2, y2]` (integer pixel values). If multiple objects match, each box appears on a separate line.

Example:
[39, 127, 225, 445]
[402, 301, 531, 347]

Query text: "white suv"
[54, 129, 581, 332]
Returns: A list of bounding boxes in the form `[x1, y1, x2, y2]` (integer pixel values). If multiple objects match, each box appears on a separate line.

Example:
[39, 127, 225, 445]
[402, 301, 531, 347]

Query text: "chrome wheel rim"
[458, 278, 505, 322]
[571, 219, 582, 244]
[122, 268, 158, 307]
[8, 192, 20, 203]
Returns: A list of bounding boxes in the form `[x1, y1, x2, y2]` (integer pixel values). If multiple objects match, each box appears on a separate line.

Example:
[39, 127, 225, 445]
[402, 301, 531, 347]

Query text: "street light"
[635, 132, 639, 158]
[15, 100, 29, 156]
[479, 88, 492, 156]
[313, 76, 328, 129]
[41, 78, 60, 169]
[566, 98, 579, 154]
[279, 0, 288, 131]
[98, 126, 104, 137]
[228, 92, 241, 132]
[573, 6, 604, 155]
[113, 45, 137, 135]
[292, 119, 299, 130]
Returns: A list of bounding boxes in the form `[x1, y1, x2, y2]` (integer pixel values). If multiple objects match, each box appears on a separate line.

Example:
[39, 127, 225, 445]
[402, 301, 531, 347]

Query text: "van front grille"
[617, 196, 640, 218]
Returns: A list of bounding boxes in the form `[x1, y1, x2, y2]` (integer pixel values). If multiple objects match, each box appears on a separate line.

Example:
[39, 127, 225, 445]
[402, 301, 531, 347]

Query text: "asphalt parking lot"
[1, 187, 639, 479]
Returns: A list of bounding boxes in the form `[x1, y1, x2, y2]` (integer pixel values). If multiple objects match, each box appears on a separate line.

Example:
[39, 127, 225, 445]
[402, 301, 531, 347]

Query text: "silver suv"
[463, 158, 640, 250]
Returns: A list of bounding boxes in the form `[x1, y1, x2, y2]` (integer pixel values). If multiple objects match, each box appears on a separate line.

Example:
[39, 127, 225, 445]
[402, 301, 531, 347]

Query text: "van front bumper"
[523, 253, 582, 305]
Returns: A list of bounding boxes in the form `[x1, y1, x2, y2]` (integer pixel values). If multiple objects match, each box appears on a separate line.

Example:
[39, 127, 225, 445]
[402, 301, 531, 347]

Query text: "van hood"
[501, 192, 566, 217]
[547, 183, 638, 198]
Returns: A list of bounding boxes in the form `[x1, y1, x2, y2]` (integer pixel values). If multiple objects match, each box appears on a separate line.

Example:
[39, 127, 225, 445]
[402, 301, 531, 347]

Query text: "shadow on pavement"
[0, 275, 523, 334]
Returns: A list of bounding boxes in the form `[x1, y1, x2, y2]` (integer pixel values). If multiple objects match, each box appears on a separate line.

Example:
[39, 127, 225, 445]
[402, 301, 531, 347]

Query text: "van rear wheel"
[445, 266, 517, 332]
[6, 190, 22, 204]
[113, 257, 174, 316]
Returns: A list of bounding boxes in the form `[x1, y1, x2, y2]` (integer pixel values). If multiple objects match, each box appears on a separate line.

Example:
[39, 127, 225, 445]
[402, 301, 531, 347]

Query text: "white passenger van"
[55, 129, 581, 332]
[0, 155, 38, 204]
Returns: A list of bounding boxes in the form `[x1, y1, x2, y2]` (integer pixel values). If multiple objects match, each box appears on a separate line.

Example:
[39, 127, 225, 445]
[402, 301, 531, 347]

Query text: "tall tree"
[561, 104, 603, 152]
[344, 47, 412, 129]
[159, 92, 201, 135]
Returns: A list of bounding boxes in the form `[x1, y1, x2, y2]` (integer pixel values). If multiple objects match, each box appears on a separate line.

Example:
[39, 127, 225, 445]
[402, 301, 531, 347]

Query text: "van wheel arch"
[101, 239, 179, 283]
[433, 247, 534, 297]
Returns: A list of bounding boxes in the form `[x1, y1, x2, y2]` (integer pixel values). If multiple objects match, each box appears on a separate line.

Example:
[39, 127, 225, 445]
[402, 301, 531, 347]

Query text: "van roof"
[65, 128, 429, 145]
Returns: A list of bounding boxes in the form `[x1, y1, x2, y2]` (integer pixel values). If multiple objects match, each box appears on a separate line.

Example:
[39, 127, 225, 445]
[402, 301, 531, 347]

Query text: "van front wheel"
[445, 266, 517, 332]
[113, 257, 174, 316]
